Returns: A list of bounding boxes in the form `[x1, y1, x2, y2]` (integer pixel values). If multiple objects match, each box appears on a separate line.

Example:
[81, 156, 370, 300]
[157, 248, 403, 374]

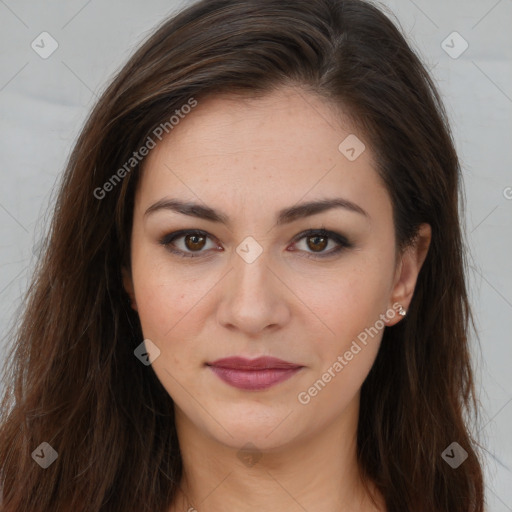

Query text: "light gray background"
[0, 0, 510, 509]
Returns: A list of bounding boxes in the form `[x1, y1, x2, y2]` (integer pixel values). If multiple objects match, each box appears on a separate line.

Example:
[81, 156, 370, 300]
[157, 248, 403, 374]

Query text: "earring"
[398, 305, 407, 317]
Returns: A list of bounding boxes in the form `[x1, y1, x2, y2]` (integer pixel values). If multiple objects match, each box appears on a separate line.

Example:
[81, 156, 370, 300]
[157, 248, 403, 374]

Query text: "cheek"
[131, 246, 213, 341]
[299, 256, 393, 345]
[297, 278, 385, 415]
[131, 266, 205, 397]
[294, 255, 392, 402]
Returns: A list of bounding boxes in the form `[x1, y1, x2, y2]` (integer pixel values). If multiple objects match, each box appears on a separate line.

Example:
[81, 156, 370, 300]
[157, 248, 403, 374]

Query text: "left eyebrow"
[144, 197, 369, 227]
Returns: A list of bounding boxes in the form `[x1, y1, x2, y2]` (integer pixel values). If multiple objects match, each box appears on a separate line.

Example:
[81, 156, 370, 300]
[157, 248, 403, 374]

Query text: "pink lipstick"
[207, 356, 303, 390]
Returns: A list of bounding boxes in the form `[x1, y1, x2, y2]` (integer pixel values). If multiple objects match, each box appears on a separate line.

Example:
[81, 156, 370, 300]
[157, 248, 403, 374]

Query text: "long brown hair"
[0, 0, 485, 510]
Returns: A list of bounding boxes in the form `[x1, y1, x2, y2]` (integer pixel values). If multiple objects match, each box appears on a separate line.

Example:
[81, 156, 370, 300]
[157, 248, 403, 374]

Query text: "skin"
[123, 86, 431, 512]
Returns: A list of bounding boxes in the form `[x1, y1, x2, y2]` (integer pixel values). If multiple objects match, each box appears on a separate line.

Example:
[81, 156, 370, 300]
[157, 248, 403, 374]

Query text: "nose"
[216, 250, 291, 337]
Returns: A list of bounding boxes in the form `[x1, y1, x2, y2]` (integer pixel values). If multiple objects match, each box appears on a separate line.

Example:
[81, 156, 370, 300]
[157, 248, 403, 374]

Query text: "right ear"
[122, 266, 138, 311]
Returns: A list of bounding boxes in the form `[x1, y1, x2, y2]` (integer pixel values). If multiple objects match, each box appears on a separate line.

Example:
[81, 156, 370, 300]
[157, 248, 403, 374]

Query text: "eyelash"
[159, 228, 353, 260]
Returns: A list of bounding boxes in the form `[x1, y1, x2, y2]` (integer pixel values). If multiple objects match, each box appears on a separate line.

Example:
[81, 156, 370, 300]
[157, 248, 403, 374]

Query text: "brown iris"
[185, 233, 207, 251]
[307, 234, 328, 252]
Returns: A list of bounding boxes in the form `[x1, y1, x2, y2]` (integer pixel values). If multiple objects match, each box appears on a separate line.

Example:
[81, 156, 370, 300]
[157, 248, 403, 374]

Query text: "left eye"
[159, 228, 351, 259]
[291, 229, 350, 258]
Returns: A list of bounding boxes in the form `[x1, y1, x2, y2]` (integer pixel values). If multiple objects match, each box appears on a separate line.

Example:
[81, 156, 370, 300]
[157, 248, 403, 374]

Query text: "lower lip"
[208, 366, 302, 390]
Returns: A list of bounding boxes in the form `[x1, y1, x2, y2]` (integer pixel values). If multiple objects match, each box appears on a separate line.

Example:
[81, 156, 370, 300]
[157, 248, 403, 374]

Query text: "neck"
[170, 398, 384, 512]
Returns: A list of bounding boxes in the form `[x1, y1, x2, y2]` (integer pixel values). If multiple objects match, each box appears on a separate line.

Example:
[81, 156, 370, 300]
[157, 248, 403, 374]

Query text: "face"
[124, 86, 425, 451]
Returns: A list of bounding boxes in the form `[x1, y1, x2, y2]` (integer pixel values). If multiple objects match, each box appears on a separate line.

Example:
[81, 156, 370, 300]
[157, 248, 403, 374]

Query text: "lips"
[207, 356, 303, 390]
[209, 356, 301, 370]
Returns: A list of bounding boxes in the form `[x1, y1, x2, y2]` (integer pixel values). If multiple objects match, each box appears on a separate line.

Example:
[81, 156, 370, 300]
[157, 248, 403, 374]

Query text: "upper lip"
[207, 356, 302, 370]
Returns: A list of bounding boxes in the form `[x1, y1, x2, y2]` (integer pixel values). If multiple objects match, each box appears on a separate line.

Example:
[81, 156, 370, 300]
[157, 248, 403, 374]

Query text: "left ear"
[386, 223, 431, 326]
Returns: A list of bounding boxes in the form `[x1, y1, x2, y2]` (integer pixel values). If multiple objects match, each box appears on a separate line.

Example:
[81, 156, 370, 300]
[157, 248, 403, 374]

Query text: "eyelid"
[159, 228, 352, 259]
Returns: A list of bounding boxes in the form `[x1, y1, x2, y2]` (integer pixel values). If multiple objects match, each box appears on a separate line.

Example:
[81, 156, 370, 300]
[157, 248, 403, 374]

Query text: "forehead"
[136, 87, 390, 223]
[152, 88, 358, 160]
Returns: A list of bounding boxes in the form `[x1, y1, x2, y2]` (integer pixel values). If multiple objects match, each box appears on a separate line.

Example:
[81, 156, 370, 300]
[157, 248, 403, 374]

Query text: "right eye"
[159, 230, 222, 258]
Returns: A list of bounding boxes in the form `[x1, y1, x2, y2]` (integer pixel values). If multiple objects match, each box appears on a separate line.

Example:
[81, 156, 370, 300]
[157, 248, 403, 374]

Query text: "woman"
[0, 0, 485, 511]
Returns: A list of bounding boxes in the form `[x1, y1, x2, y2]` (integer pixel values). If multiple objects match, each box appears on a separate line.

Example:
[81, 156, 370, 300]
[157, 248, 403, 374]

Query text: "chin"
[215, 425, 299, 453]
[189, 401, 305, 451]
